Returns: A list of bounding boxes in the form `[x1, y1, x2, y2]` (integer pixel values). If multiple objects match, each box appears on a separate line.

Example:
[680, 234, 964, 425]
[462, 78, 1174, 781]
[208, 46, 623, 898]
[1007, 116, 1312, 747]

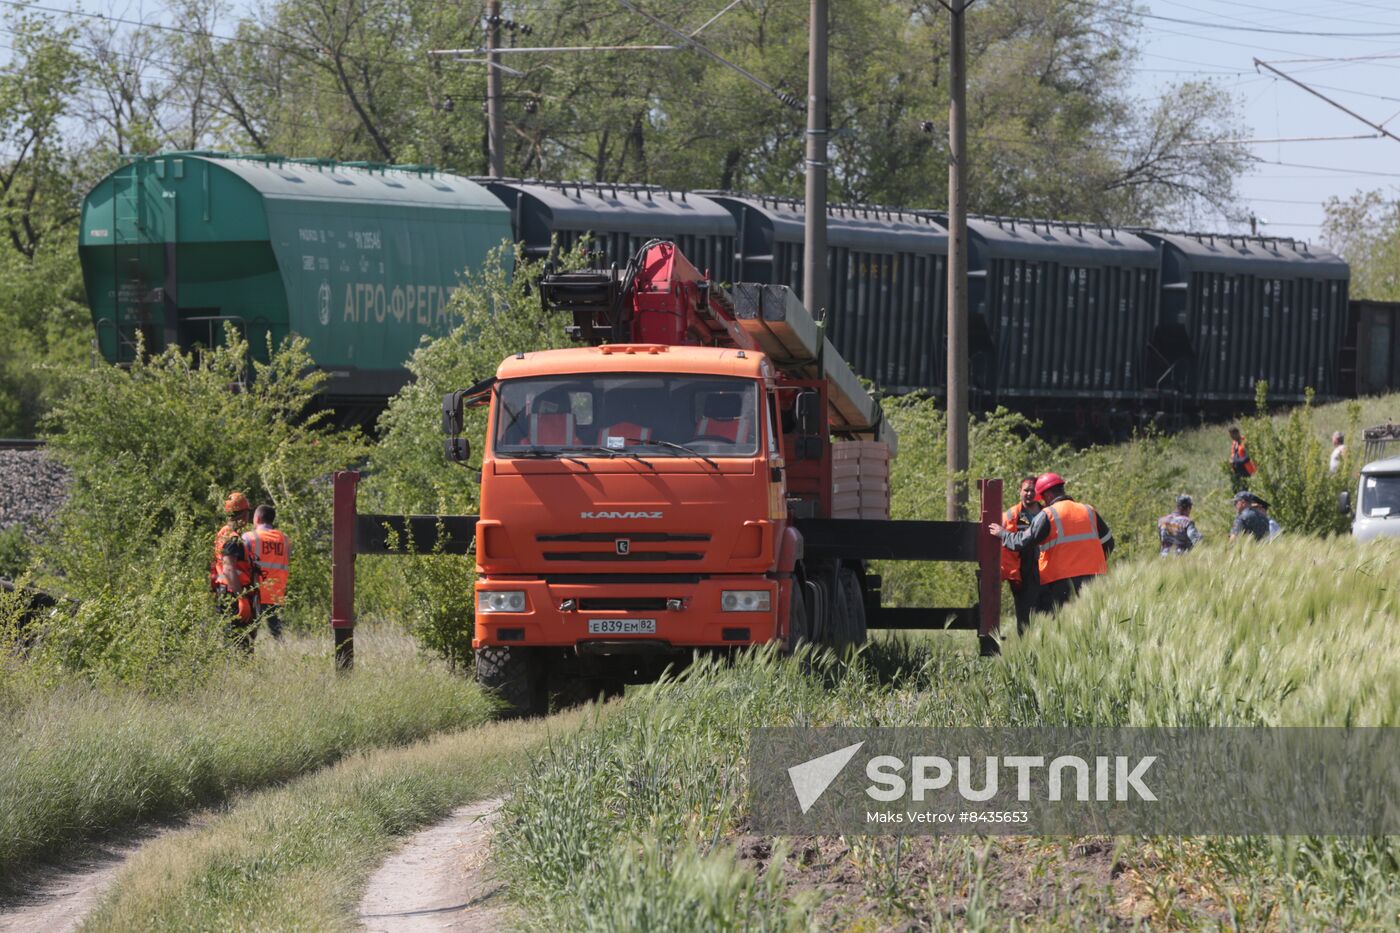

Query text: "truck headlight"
[721, 590, 771, 612]
[478, 590, 527, 613]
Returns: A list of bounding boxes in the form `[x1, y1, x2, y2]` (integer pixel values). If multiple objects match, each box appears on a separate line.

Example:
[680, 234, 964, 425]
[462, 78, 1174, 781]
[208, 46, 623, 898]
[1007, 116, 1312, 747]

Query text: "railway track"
[0, 438, 44, 451]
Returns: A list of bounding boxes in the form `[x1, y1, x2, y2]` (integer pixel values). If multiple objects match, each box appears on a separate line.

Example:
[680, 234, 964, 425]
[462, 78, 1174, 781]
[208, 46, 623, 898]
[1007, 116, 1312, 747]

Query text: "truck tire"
[837, 568, 868, 649]
[475, 646, 543, 718]
[783, 580, 812, 653]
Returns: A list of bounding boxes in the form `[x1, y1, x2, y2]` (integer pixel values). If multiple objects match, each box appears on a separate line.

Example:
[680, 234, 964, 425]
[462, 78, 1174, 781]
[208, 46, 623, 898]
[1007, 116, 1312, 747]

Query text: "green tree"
[0, 8, 90, 436]
[168, 0, 1245, 224]
[1323, 190, 1400, 301]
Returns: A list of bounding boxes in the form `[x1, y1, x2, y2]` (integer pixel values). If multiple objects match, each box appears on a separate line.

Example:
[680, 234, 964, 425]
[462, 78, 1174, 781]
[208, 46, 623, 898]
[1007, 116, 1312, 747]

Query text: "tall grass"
[0, 628, 494, 888]
[997, 536, 1400, 728]
[494, 538, 1400, 929]
[81, 707, 600, 932]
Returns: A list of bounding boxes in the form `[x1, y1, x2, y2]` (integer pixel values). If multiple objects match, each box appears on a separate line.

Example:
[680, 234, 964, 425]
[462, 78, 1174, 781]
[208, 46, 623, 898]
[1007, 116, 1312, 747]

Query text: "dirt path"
[0, 824, 186, 933]
[359, 796, 510, 933]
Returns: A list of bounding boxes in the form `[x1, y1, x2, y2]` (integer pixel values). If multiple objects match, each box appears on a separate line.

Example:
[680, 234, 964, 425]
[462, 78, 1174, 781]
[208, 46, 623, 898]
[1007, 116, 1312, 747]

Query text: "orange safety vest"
[213, 541, 257, 622]
[1000, 502, 1030, 583]
[1231, 438, 1257, 475]
[243, 526, 290, 606]
[1037, 499, 1108, 585]
[211, 524, 240, 587]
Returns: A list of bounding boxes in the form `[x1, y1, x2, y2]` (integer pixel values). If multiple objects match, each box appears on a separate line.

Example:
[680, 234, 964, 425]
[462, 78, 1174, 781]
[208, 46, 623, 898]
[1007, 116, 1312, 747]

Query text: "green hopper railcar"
[78, 152, 512, 410]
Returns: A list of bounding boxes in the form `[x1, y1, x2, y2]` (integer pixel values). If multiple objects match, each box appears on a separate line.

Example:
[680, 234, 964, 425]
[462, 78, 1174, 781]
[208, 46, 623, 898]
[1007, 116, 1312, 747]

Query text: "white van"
[1344, 456, 1400, 540]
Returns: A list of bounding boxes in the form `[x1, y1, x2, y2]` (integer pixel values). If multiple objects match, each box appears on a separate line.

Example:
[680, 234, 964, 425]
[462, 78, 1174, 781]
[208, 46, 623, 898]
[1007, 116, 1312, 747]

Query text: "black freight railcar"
[481, 179, 736, 281]
[948, 217, 1159, 434]
[1341, 299, 1400, 397]
[1139, 232, 1350, 407]
[707, 194, 955, 394]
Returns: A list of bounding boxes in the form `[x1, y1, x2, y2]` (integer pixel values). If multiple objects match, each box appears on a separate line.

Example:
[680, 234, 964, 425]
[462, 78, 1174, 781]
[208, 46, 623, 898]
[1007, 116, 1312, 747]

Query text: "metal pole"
[976, 477, 1002, 657]
[486, 0, 505, 176]
[946, 0, 969, 520]
[802, 0, 828, 319]
[331, 470, 359, 671]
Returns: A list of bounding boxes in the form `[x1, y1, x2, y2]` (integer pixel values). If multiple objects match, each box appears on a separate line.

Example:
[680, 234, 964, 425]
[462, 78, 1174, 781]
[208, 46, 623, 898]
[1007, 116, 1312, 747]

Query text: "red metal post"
[976, 478, 1003, 648]
[331, 470, 360, 670]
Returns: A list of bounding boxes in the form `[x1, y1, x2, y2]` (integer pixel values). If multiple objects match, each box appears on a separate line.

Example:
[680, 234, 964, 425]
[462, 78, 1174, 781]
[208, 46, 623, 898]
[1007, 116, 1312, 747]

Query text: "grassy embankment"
[0, 627, 495, 890]
[81, 704, 601, 931]
[493, 536, 1400, 930]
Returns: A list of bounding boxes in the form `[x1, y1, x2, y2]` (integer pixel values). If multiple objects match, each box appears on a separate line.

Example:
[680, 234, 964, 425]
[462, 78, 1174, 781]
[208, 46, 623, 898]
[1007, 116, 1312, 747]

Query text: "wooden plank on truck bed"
[731, 283, 898, 454]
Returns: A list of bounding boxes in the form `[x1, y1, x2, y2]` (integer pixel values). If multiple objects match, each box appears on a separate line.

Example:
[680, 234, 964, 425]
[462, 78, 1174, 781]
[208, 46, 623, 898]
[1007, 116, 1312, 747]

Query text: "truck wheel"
[837, 568, 868, 649]
[475, 646, 543, 718]
[783, 580, 812, 653]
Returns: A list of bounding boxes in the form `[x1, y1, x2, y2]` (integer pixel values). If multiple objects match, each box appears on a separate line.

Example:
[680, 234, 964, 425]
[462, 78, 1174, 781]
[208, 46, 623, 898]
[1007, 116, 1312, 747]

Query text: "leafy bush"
[1243, 384, 1360, 537]
[0, 526, 29, 579]
[22, 330, 364, 684]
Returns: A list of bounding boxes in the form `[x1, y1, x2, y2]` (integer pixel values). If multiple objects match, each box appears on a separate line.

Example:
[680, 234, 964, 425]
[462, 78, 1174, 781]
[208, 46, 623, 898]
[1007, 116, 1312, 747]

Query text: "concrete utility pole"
[486, 0, 505, 176]
[945, 0, 970, 520]
[802, 0, 829, 320]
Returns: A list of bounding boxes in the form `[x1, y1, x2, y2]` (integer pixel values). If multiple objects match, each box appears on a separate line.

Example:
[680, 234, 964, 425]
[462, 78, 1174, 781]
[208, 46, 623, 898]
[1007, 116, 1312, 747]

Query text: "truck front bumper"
[472, 575, 780, 649]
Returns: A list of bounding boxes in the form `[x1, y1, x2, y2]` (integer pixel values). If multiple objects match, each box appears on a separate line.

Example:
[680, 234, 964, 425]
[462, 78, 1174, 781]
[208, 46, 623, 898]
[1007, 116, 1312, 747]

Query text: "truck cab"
[474, 343, 792, 655]
[1347, 456, 1400, 540]
[463, 338, 854, 712]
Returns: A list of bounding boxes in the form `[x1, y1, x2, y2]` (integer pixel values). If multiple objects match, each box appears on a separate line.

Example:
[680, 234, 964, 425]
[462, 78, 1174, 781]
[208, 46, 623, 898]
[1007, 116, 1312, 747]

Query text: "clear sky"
[1130, 0, 1400, 245]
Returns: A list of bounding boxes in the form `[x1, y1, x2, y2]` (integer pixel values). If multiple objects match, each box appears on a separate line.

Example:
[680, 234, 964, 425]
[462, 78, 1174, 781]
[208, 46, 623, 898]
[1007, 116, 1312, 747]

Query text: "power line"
[1249, 157, 1400, 178]
[1134, 8, 1400, 38]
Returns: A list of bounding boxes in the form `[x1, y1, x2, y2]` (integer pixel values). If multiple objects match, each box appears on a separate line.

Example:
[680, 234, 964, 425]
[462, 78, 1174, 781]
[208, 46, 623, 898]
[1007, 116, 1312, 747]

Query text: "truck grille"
[538, 531, 709, 563]
[536, 532, 710, 543]
[541, 551, 703, 562]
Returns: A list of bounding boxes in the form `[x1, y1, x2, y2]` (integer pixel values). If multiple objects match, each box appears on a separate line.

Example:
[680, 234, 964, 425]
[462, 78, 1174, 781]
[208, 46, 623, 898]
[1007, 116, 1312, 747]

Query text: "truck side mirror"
[444, 437, 471, 463]
[1339, 490, 1351, 515]
[795, 390, 821, 436]
[442, 390, 465, 435]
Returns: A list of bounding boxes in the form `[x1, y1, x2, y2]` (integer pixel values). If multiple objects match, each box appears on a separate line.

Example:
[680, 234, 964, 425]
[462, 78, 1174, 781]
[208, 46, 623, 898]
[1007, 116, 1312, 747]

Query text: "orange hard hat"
[224, 491, 251, 514]
[1034, 472, 1066, 498]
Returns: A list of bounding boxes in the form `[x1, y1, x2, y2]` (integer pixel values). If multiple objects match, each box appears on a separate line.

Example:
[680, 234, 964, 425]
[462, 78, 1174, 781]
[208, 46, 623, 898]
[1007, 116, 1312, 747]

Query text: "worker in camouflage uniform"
[1158, 495, 1204, 555]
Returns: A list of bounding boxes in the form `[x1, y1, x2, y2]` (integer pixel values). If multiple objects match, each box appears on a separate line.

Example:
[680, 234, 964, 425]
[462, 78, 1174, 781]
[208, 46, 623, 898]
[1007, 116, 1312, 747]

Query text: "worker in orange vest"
[1228, 426, 1256, 491]
[215, 534, 259, 653]
[999, 476, 1041, 635]
[988, 472, 1113, 618]
[242, 504, 290, 640]
[211, 492, 252, 591]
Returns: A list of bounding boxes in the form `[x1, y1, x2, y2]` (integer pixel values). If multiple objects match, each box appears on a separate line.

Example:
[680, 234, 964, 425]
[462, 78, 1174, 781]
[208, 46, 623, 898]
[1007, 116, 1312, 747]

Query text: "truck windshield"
[493, 374, 761, 458]
[1361, 473, 1400, 518]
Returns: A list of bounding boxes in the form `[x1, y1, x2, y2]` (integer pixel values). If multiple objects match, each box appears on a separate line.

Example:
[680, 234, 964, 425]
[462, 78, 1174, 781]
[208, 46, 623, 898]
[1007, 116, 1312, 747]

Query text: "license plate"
[587, 618, 657, 635]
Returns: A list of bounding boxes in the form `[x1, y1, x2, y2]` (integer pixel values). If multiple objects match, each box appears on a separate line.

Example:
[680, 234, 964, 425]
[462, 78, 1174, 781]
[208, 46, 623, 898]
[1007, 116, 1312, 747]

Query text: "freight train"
[79, 151, 1397, 437]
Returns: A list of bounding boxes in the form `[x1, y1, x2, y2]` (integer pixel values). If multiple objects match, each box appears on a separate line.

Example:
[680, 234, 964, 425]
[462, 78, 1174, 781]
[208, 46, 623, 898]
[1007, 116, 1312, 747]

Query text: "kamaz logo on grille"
[580, 510, 663, 519]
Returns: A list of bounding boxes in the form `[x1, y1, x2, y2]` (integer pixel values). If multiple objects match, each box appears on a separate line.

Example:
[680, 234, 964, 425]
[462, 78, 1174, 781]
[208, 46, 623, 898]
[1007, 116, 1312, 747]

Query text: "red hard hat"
[1034, 473, 1066, 498]
[224, 491, 251, 514]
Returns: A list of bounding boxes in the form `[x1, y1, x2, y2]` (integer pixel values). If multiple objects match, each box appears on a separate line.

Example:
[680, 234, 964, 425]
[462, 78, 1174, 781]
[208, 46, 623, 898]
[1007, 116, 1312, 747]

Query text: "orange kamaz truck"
[332, 241, 1000, 713]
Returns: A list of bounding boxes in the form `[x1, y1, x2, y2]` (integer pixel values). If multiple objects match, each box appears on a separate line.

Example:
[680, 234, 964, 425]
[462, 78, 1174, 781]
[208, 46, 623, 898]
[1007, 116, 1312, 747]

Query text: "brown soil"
[732, 826, 1233, 929]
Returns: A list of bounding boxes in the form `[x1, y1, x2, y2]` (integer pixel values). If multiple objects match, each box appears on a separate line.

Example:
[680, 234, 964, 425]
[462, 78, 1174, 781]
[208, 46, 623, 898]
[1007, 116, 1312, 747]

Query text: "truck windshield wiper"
[505, 448, 594, 467]
[626, 438, 718, 469]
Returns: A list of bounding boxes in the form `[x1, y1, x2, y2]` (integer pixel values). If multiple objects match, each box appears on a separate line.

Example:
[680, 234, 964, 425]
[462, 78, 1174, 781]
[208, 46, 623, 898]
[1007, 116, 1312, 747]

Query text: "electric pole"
[802, 0, 828, 320]
[486, 0, 504, 176]
[946, 0, 969, 520]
